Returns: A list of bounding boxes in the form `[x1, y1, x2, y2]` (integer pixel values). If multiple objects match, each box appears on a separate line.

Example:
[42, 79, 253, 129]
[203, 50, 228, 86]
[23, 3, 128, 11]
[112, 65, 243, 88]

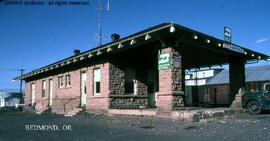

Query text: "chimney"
[73, 50, 80, 55]
[111, 33, 120, 42]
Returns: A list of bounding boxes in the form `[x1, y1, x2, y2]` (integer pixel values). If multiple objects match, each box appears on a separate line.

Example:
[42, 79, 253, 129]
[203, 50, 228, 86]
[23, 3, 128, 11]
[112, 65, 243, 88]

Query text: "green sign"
[158, 53, 171, 70]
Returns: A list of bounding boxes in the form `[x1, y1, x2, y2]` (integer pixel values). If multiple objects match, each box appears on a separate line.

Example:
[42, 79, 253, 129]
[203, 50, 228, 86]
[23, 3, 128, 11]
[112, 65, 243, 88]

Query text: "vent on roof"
[73, 50, 80, 55]
[111, 33, 120, 42]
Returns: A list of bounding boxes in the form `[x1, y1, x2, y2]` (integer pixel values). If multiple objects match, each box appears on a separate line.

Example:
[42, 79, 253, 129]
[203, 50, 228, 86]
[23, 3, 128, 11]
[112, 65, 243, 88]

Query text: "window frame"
[58, 76, 64, 88]
[264, 83, 270, 91]
[41, 80, 46, 98]
[65, 74, 71, 88]
[93, 68, 101, 96]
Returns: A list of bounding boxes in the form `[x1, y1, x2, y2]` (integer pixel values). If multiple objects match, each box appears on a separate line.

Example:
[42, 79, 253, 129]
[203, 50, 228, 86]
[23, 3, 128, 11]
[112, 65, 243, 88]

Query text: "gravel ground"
[0, 110, 270, 141]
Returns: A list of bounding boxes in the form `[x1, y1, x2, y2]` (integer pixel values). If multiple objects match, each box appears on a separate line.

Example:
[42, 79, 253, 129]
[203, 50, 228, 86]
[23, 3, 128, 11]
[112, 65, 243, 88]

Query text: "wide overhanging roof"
[15, 22, 269, 80]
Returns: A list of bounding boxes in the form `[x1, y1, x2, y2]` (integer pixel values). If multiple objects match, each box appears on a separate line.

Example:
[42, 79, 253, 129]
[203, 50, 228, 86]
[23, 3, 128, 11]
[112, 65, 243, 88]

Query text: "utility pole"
[0, 68, 25, 104]
[97, 0, 103, 46]
[19, 69, 25, 104]
[97, 0, 110, 46]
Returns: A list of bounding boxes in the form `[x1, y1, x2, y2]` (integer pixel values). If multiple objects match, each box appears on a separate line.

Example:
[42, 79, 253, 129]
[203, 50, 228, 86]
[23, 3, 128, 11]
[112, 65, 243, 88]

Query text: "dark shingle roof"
[15, 23, 269, 80]
[207, 65, 270, 85]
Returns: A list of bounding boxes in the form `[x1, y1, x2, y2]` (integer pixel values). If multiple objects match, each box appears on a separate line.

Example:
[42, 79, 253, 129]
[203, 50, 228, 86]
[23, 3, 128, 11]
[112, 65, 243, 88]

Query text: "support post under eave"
[19, 69, 25, 104]
[229, 58, 246, 105]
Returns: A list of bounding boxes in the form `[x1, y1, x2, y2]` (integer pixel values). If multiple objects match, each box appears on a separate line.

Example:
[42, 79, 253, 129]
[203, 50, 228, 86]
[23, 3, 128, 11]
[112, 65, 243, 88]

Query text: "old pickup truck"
[242, 83, 270, 115]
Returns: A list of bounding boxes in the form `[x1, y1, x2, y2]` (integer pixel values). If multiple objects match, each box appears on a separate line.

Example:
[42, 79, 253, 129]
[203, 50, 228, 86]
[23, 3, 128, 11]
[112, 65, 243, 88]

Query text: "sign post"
[224, 27, 232, 43]
[223, 27, 244, 54]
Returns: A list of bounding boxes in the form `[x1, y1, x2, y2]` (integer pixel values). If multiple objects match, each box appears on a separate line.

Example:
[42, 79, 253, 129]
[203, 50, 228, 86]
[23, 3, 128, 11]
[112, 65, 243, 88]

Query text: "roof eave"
[15, 23, 270, 80]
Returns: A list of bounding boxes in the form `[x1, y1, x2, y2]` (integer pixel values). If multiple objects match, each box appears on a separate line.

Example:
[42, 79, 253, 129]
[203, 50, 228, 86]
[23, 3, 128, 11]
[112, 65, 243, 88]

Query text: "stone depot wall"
[107, 44, 158, 109]
[108, 63, 149, 109]
[108, 49, 155, 109]
[109, 95, 148, 109]
[109, 63, 125, 95]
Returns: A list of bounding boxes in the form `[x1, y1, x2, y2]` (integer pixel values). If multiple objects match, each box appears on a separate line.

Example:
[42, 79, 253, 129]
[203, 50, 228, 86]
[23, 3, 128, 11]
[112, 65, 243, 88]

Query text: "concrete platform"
[108, 109, 157, 116]
[171, 107, 244, 122]
[108, 107, 244, 122]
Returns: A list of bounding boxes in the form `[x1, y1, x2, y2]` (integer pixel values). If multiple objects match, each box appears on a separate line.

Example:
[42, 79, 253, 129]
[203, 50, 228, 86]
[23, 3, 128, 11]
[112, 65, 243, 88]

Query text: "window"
[94, 68, 101, 95]
[58, 76, 64, 88]
[264, 83, 270, 91]
[65, 75, 71, 87]
[42, 80, 46, 98]
[124, 68, 136, 95]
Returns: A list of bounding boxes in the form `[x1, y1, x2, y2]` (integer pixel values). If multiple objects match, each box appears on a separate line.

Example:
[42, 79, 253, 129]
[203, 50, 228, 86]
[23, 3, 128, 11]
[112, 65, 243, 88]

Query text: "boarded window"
[94, 68, 101, 95]
[42, 80, 46, 97]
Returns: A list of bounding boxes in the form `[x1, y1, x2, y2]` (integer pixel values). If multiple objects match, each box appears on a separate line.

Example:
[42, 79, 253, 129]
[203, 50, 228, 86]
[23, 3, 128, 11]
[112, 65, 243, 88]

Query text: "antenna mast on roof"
[97, 0, 110, 46]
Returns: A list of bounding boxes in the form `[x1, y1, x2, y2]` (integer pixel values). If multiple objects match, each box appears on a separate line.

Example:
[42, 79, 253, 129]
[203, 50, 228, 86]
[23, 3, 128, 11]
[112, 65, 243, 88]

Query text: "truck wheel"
[247, 101, 262, 115]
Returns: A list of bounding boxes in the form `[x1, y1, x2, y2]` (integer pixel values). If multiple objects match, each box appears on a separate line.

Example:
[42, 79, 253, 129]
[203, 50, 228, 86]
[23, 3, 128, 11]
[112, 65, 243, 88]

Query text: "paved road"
[0, 111, 270, 141]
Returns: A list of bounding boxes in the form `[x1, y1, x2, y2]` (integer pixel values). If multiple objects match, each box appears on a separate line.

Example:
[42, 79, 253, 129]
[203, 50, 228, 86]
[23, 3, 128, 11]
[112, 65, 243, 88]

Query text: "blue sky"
[0, 0, 270, 90]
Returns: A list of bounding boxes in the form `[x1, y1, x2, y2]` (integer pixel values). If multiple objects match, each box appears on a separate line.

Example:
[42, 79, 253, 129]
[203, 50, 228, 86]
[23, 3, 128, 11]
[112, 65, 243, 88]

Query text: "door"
[48, 79, 53, 106]
[30, 83, 35, 105]
[81, 72, 87, 107]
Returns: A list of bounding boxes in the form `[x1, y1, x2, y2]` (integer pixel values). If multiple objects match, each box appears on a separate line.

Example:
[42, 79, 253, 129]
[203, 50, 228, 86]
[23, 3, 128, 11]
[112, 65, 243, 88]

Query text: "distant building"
[0, 90, 20, 108]
[0, 98, 4, 107]
[185, 68, 224, 86]
[197, 65, 270, 106]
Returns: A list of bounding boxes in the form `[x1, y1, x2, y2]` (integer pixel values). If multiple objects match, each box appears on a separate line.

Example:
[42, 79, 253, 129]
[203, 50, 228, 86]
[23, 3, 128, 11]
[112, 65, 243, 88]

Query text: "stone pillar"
[229, 58, 245, 104]
[157, 47, 185, 117]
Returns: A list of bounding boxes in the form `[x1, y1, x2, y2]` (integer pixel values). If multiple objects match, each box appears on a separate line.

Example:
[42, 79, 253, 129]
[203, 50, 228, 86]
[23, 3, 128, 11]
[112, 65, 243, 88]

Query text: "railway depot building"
[15, 23, 269, 116]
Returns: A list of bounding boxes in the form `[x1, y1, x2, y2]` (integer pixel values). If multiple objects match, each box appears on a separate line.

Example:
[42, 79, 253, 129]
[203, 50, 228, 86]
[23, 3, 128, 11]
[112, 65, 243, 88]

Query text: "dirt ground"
[0, 110, 270, 141]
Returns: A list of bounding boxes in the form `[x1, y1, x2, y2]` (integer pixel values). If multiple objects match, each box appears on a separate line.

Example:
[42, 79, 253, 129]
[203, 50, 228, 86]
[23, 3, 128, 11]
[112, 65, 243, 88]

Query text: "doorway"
[81, 72, 87, 107]
[147, 71, 157, 107]
[30, 83, 35, 106]
[48, 79, 53, 106]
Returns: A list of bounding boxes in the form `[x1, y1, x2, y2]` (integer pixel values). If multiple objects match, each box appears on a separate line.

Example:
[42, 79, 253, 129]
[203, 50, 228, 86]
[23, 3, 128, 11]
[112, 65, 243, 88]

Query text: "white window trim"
[66, 74, 71, 88]
[58, 76, 64, 88]
[41, 80, 46, 98]
[94, 68, 101, 96]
